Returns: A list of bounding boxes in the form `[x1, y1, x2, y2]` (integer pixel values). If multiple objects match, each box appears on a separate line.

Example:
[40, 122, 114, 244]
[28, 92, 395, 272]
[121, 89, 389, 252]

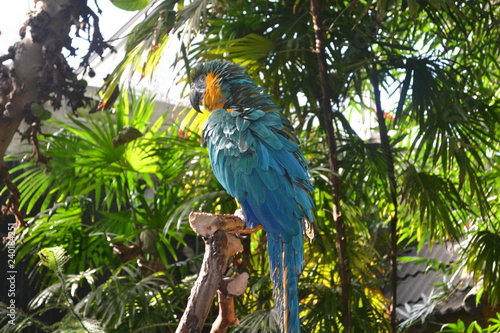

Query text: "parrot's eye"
[194, 74, 207, 89]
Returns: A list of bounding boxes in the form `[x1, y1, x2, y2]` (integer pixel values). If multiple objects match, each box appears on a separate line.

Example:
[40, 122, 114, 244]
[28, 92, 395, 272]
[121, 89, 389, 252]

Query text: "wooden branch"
[0, 52, 14, 65]
[211, 273, 249, 333]
[175, 212, 246, 333]
[188, 212, 246, 237]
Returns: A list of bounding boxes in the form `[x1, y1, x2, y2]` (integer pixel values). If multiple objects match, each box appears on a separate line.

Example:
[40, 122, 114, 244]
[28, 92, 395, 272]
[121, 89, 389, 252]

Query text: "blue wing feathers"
[255, 167, 278, 190]
[256, 141, 270, 170]
[206, 108, 314, 240]
[205, 107, 315, 232]
[245, 170, 267, 205]
[235, 116, 245, 131]
[238, 130, 254, 151]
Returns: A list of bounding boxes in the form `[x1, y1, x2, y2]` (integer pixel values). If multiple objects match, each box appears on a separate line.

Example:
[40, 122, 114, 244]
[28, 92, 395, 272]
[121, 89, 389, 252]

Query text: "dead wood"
[175, 212, 248, 333]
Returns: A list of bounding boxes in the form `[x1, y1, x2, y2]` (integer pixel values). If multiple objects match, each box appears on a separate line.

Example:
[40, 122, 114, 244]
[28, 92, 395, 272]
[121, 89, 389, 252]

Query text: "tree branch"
[211, 273, 249, 333]
[0, 52, 14, 65]
[175, 212, 246, 333]
[0, 0, 114, 163]
[394, 66, 412, 123]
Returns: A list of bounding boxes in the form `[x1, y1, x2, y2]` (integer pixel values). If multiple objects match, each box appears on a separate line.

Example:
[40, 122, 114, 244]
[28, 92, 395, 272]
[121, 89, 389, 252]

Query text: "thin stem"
[56, 269, 90, 333]
[371, 67, 399, 333]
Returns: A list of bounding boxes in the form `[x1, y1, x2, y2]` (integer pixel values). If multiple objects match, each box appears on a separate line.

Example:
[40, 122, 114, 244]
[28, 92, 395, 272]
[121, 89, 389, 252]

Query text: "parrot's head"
[189, 60, 263, 113]
[190, 60, 233, 113]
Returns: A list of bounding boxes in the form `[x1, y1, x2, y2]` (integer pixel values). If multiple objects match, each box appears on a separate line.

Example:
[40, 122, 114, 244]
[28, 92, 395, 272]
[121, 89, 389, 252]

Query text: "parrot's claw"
[227, 224, 263, 235]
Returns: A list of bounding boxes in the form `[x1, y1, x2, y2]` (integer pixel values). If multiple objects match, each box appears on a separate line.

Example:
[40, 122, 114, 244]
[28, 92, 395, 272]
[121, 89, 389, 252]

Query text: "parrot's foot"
[227, 224, 263, 234]
[233, 209, 246, 223]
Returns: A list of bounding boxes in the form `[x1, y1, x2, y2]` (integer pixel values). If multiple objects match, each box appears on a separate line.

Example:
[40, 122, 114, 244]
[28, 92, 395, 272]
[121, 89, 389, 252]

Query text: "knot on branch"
[24, 9, 51, 43]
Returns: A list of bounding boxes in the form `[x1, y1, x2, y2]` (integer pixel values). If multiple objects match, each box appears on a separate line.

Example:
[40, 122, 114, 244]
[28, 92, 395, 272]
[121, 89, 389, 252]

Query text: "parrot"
[189, 60, 316, 333]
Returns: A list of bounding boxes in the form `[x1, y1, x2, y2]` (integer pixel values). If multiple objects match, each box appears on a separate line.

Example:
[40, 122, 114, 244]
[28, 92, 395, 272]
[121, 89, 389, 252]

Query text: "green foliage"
[440, 312, 500, 333]
[2, 89, 224, 332]
[233, 308, 279, 333]
[400, 165, 467, 242]
[466, 231, 500, 304]
[4, 247, 104, 333]
[77, 265, 189, 331]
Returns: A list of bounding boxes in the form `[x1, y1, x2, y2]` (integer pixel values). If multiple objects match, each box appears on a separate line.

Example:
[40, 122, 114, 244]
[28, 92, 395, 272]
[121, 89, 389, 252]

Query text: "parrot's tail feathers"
[268, 234, 303, 333]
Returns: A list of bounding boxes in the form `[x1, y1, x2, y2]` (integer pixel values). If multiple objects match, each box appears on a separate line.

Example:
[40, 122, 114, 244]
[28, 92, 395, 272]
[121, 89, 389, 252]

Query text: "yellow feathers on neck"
[203, 73, 226, 111]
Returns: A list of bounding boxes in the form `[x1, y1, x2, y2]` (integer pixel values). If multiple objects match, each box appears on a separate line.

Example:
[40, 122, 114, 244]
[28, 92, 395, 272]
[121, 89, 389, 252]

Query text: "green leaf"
[197, 33, 275, 63]
[111, 0, 151, 11]
[38, 247, 71, 272]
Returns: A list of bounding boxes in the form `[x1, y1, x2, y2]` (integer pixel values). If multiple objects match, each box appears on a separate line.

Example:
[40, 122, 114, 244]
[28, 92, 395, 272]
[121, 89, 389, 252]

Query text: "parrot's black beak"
[190, 88, 203, 113]
[190, 75, 206, 113]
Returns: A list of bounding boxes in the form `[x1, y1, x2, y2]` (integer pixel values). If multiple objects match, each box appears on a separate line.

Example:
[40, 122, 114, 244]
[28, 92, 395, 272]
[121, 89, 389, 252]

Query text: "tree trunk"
[0, 0, 107, 163]
[309, 0, 352, 331]
[371, 68, 399, 333]
[1, 0, 83, 161]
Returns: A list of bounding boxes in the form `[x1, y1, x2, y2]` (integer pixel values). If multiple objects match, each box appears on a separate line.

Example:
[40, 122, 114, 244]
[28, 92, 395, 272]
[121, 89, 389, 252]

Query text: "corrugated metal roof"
[386, 242, 479, 322]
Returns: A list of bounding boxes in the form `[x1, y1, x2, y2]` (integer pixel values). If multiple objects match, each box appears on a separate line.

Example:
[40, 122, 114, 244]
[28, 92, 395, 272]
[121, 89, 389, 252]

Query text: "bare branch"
[17, 121, 51, 164]
[175, 213, 246, 333]
[79, 5, 116, 70]
[371, 68, 399, 333]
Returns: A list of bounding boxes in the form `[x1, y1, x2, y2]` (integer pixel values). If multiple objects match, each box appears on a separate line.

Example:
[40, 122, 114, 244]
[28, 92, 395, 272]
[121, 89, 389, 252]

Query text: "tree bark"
[309, 0, 352, 331]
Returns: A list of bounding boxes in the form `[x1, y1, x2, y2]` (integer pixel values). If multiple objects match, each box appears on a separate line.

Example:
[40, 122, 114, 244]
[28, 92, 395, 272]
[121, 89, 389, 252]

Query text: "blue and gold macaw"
[189, 60, 316, 333]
